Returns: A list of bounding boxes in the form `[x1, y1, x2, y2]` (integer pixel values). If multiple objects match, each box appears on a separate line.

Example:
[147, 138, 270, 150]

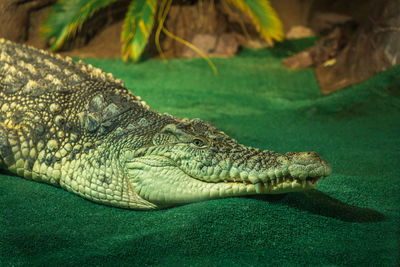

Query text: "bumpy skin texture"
[0, 39, 332, 210]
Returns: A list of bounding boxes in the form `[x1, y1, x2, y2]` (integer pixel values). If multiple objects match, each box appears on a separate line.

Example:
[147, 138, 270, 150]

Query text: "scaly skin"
[0, 39, 331, 210]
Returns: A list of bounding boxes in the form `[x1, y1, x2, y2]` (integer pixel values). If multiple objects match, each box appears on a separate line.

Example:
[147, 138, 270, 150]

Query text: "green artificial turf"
[1, 38, 399, 266]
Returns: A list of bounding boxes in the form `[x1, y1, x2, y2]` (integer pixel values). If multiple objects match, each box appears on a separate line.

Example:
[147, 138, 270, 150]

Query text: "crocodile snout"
[284, 151, 332, 179]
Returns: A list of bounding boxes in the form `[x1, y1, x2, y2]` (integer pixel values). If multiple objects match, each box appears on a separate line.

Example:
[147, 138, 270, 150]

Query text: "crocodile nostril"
[288, 151, 325, 165]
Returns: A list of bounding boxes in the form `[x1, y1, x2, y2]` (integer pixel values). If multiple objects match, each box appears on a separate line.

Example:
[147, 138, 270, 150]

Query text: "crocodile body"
[0, 39, 331, 210]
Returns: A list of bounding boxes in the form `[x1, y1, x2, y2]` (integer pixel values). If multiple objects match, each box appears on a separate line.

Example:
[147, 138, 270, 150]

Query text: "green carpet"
[1, 39, 399, 266]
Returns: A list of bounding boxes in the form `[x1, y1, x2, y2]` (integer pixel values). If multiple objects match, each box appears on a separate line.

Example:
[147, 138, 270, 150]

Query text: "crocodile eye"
[192, 138, 205, 147]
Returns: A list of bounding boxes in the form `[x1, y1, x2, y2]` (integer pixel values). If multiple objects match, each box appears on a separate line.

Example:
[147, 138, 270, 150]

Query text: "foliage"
[225, 0, 283, 45]
[41, 0, 117, 51]
[42, 0, 284, 63]
[122, 0, 157, 62]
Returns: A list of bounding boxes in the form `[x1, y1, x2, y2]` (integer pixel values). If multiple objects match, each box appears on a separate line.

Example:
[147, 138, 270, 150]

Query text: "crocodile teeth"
[240, 172, 248, 180]
[229, 168, 240, 179]
[268, 170, 275, 179]
[291, 180, 301, 189]
[254, 183, 262, 193]
[248, 174, 259, 184]
[259, 172, 268, 180]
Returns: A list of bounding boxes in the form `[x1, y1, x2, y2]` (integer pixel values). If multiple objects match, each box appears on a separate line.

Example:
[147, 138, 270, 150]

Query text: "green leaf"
[121, 0, 157, 62]
[41, 0, 117, 51]
[225, 0, 283, 45]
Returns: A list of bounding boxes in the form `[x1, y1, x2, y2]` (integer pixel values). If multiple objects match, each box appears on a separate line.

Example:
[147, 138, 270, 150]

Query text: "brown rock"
[59, 21, 123, 58]
[181, 33, 239, 58]
[283, 27, 346, 69]
[162, 1, 227, 58]
[282, 51, 313, 69]
[214, 33, 239, 57]
[286, 25, 315, 39]
[311, 12, 353, 34]
[316, 0, 400, 94]
[182, 34, 217, 58]
[0, 0, 54, 43]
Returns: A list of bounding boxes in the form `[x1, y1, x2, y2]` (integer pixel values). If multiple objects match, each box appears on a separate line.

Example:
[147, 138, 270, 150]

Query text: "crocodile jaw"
[125, 155, 330, 208]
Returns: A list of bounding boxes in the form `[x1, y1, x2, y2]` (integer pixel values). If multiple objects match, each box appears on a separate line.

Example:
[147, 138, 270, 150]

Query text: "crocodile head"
[124, 118, 331, 209]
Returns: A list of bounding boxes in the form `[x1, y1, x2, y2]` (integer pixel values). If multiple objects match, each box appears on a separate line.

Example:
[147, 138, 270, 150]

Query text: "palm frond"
[225, 0, 283, 45]
[121, 0, 157, 62]
[41, 0, 117, 51]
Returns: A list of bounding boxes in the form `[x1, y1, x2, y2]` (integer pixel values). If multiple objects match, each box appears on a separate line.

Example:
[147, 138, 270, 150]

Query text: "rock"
[162, 2, 227, 58]
[182, 34, 217, 58]
[286, 25, 315, 39]
[311, 12, 353, 34]
[214, 33, 239, 57]
[283, 27, 346, 69]
[282, 51, 313, 69]
[0, 0, 54, 43]
[182, 33, 239, 58]
[316, 0, 400, 94]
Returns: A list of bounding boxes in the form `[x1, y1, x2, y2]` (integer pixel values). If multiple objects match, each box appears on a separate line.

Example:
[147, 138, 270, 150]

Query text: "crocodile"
[0, 39, 331, 210]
